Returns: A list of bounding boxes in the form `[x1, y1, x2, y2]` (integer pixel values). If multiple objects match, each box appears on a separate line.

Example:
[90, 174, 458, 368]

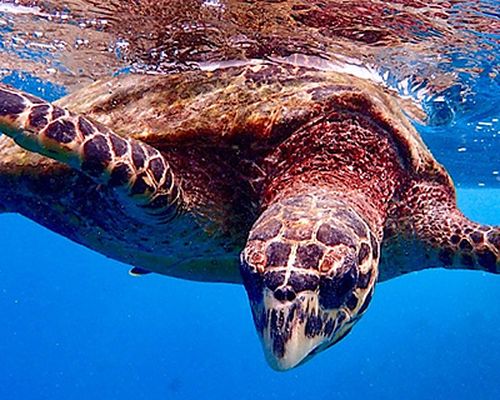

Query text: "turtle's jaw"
[252, 290, 345, 371]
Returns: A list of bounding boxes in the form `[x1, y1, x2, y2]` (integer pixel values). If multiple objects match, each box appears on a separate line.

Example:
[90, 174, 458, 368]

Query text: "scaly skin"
[0, 64, 498, 370]
[382, 181, 499, 279]
[241, 189, 380, 370]
[0, 84, 182, 224]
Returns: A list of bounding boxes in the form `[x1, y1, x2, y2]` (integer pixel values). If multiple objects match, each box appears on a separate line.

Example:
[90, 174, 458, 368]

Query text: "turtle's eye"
[319, 257, 359, 310]
[239, 257, 263, 304]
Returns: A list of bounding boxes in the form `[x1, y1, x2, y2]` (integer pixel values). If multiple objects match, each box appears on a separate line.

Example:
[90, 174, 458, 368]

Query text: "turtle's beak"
[240, 257, 361, 371]
[258, 290, 328, 370]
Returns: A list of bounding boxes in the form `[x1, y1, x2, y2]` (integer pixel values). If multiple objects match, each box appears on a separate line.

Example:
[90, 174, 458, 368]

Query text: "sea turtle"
[1, 62, 498, 370]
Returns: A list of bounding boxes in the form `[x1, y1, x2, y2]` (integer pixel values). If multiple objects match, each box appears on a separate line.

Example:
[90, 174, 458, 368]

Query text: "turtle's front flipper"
[0, 84, 181, 223]
[381, 181, 499, 280]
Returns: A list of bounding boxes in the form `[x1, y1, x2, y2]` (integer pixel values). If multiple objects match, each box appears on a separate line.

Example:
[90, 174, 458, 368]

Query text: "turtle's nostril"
[274, 286, 296, 302]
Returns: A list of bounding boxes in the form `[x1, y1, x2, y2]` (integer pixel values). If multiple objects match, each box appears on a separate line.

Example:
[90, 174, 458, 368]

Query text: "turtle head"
[240, 193, 379, 370]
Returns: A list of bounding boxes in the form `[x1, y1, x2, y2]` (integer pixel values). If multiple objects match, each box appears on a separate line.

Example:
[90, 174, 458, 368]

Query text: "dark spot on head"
[263, 270, 286, 291]
[438, 247, 454, 266]
[450, 234, 460, 245]
[266, 242, 291, 267]
[487, 230, 500, 251]
[130, 173, 155, 196]
[28, 105, 49, 128]
[332, 209, 367, 238]
[77, 117, 94, 137]
[476, 249, 497, 273]
[288, 271, 320, 292]
[109, 163, 132, 187]
[44, 120, 77, 144]
[286, 303, 297, 324]
[459, 239, 473, 252]
[345, 293, 358, 310]
[0, 89, 25, 116]
[250, 219, 282, 241]
[357, 243, 370, 265]
[469, 231, 483, 245]
[295, 244, 324, 269]
[317, 223, 355, 247]
[81, 135, 111, 176]
[305, 314, 323, 338]
[148, 157, 166, 183]
[131, 142, 146, 169]
[319, 261, 358, 309]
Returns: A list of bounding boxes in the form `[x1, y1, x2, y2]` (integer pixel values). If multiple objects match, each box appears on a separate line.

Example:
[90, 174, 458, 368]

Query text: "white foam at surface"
[0, 3, 43, 16]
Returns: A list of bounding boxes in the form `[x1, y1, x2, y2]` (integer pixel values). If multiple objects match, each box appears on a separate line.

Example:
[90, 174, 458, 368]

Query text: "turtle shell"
[58, 63, 451, 189]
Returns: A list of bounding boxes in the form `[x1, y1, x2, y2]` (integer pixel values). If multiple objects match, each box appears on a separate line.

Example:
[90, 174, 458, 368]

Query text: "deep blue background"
[0, 186, 498, 399]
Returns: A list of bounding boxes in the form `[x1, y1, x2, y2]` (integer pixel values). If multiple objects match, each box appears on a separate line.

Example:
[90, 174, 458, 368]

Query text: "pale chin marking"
[255, 291, 349, 370]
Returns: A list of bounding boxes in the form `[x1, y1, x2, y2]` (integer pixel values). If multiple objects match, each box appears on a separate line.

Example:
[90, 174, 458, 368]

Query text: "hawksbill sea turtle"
[0, 0, 499, 371]
[0, 63, 498, 370]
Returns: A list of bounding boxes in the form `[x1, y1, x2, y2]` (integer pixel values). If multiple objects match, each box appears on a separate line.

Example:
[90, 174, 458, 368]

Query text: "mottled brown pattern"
[242, 189, 379, 369]
[0, 84, 182, 226]
[382, 182, 499, 280]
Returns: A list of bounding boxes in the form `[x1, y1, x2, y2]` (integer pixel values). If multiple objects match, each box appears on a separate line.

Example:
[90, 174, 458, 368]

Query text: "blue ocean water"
[0, 3, 499, 398]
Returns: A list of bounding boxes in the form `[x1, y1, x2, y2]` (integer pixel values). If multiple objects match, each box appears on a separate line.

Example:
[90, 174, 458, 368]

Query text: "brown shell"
[57, 62, 451, 188]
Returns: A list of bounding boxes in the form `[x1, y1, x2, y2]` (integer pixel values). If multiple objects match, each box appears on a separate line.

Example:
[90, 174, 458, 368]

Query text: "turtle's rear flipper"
[381, 181, 499, 281]
[0, 84, 182, 224]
